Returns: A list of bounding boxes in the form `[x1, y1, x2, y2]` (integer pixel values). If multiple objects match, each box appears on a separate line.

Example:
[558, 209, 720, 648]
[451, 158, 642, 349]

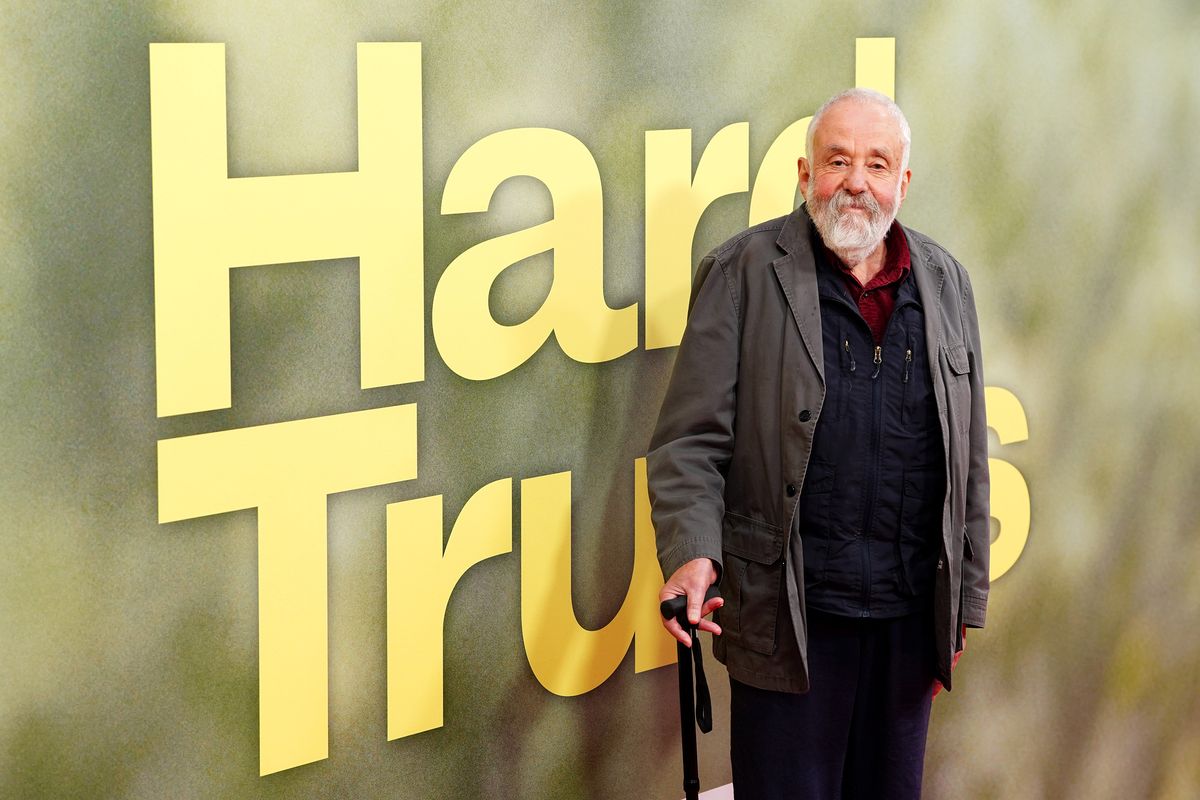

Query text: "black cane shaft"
[677, 635, 700, 800]
[661, 587, 720, 800]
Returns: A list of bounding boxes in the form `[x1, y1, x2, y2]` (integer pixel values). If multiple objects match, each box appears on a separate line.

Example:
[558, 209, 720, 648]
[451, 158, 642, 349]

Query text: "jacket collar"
[904, 227, 947, 349]
[772, 204, 949, 378]
[772, 204, 825, 383]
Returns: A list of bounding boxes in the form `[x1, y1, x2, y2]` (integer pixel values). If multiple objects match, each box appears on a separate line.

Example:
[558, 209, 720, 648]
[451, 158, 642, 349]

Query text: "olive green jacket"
[647, 204, 990, 692]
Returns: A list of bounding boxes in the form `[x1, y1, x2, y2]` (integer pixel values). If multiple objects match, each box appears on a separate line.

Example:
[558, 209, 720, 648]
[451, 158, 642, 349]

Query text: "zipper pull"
[871, 345, 882, 379]
[844, 339, 856, 372]
[903, 348, 912, 383]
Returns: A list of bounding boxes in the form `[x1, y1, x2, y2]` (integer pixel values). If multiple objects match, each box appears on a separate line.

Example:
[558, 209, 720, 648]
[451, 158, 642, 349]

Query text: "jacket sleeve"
[960, 268, 990, 628]
[646, 253, 740, 580]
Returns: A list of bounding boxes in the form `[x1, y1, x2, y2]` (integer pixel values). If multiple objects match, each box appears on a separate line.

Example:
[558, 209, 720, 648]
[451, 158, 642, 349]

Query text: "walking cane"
[660, 585, 721, 800]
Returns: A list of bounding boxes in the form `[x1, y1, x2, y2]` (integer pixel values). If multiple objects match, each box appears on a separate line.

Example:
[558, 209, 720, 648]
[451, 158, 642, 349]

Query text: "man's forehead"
[813, 100, 903, 150]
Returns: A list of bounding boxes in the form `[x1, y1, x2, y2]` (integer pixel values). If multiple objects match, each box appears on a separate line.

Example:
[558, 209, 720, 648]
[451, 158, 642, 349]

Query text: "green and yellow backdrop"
[3, 1, 1198, 797]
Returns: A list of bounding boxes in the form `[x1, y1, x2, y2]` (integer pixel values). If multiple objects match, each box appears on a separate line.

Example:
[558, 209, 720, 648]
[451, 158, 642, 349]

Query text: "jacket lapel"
[773, 205, 825, 384]
[906, 227, 946, 354]
[905, 226, 953, 560]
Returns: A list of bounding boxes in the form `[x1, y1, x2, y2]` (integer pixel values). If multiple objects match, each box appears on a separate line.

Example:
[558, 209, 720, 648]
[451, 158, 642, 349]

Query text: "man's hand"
[933, 625, 967, 698]
[658, 558, 723, 647]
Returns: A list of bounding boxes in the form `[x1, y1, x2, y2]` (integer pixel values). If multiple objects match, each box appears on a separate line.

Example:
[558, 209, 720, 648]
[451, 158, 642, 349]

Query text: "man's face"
[798, 100, 911, 256]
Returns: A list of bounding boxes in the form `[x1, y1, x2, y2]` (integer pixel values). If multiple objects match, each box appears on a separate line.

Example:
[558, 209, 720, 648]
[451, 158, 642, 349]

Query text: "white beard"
[806, 182, 900, 266]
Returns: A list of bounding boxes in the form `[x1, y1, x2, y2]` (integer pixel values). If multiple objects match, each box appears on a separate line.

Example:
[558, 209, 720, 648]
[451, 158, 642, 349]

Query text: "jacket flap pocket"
[943, 342, 970, 375]
[722, 511, 785, 564]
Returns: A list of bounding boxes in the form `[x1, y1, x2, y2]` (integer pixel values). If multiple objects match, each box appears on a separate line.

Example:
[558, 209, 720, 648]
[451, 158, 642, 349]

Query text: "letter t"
[157, 405, 418, 774]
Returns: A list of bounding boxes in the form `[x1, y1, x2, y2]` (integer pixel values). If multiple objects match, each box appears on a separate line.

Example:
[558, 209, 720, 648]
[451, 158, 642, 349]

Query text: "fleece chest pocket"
[718, 511, 786, 655]
[899, 326, 934, 427]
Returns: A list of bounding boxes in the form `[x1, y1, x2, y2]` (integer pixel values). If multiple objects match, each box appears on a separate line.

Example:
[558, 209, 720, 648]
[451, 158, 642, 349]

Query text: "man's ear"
[898, 168, 911, 203]
[797, 157, 811, 198]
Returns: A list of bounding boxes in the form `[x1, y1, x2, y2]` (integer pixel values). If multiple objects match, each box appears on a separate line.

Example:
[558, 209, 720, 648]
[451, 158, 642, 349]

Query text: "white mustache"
[829, 190, 883, 217]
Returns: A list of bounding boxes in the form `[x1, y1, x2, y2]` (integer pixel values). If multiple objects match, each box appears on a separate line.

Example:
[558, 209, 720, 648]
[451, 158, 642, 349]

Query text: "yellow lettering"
[386, 480, 512, 739]
[748, 117, 810, 226]
[986, 387, 1031, 579]
[644, 123, 749, 349]
[435, 128, 635, 379]
[149, 43, 423, 416]
[855, 37, 896, 99]
[157, 406, 418, 774]
[520, 459, 674, 696]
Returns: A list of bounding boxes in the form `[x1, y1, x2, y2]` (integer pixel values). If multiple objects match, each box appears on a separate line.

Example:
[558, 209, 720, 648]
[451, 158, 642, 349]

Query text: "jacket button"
[786, 484, 797, 497]
[798, 409, 812, 422]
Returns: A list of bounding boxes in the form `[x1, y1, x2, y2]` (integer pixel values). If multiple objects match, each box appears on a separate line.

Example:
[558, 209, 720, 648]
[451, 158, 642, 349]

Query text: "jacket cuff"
[962, 592, 987, 628]
[661, 538, 723, 583]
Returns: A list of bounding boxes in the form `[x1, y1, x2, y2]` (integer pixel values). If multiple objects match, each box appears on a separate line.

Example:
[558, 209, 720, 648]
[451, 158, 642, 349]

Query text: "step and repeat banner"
[3, 2, 1197, 798]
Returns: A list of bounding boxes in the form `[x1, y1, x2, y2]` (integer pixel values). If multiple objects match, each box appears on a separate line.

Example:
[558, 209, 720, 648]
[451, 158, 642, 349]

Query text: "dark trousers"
[729, 609, 936, 800]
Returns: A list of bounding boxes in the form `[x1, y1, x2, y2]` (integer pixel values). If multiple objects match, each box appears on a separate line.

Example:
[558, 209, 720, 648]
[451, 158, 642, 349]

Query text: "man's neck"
[831, 240, 888, 286]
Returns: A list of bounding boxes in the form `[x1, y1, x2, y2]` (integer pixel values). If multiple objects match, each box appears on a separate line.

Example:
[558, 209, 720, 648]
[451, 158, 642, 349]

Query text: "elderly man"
[648, 89, 989, 799]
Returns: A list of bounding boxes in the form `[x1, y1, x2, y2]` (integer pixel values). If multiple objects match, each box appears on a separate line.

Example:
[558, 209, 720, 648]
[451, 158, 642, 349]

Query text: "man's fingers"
[686, 577, 725, 624]
[681, 585, 705, 628]
[658, 589, 722, 642]
[660, 608, 721, 643]
[700, 596, 724, 617]
[662, 616, 691, 647]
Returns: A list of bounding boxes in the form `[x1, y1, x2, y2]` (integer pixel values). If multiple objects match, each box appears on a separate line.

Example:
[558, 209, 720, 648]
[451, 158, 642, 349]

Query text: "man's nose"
[844, 163, 868, 193]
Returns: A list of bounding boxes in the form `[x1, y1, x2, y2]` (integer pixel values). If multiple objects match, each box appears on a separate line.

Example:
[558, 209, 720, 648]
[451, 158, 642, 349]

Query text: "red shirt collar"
[824, 219, 911, 295]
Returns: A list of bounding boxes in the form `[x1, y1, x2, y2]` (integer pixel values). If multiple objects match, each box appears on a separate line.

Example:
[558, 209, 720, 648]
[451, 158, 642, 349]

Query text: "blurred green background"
[3, 1, 1198, 797]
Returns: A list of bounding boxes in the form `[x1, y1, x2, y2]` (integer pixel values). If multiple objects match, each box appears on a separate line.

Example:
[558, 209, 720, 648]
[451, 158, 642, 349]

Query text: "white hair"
[806, 88, 912, 172]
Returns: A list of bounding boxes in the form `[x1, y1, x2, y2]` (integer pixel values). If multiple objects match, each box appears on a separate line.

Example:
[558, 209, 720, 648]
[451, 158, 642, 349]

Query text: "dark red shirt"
[823, 220, 912, 343]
